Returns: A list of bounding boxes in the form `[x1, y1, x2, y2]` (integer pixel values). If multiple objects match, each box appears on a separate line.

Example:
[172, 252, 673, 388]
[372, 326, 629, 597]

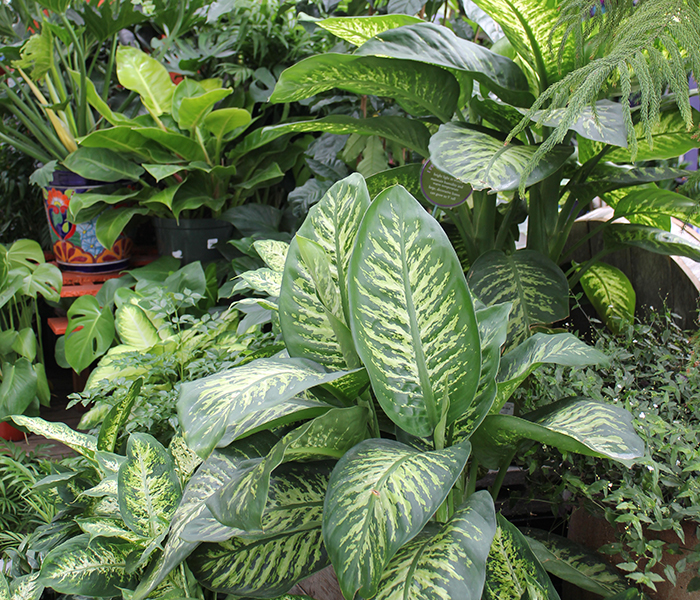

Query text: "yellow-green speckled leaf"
[373, 491, 496, 600]
[115, 303, 159, 349]
[484, 515, 559, 600]
[348, 185, 481, 437]
[10, 416, 96, 460]
[0, 572, 9, 600]
[472, 397, 645, 470]
[254, 239, 289, 273]
[580, 263, 635, 335]
[236, 267, 283, 297]
[279, 174, 371, 370]
[75, 517, 143, 543]
[323, 438, 471, 600]
[8, 573, 42, 600]
[316, 15, 423, 46]
[118, 433, 182, 538]
[604, 224, 700, 262]
[177, 357, 349, 457]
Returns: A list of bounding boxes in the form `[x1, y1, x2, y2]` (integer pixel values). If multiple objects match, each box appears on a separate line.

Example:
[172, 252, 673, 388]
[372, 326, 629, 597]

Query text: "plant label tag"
[420, 161, 472, 208]
[500, 402, 514, 416]
[207, 238, 218, 250]
[172, 250, 183, 259]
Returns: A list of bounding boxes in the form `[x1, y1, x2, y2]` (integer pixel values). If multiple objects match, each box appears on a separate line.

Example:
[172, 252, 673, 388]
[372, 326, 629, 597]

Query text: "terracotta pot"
[567, 508, 700, 600]
[0, 421, 25, 442]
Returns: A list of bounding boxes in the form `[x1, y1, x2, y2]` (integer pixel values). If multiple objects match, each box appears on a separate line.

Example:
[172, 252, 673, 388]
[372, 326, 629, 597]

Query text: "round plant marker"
[420, 161, 472, 208]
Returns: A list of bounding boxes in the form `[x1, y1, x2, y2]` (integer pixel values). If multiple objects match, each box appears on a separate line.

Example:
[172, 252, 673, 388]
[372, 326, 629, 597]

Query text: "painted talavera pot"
[43, 170, 132, 273]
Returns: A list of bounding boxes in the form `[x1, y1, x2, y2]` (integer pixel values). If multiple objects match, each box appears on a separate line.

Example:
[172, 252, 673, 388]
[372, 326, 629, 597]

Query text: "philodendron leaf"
[21, 262, 61, 302]
[208, 406, 367, 531]
[430, 124, 573, 192]
[177, 357, 350, 457]
[117, 46, 175, 116]
[95, 206, 149, 250]
[324, 438, 471, 600]
[472, 397, 645, 470]
[64, 295, 115, 373]
[316, 15, 423, 46]
[270, 54, 460, 123]
[63, 147, 145, 182]
[522, 528, 630, 597]
[38, 534, 138, 597]
[177, 88, 232, 130]
[467, 250, 569, 349]
[483, 515, 559, 600]
[348, 185, 481, 437]
[279, 173, 370, 370]
[11, 415, 96, 460]
[97, 378, 143, 452]
[118, 433, 182, 538]
[580, 263, 635, 335]
[494, 332, 609, 412]
[373, 490, 497, 600]
[604, 224, 700, 261]
[0, 358, 37, 421]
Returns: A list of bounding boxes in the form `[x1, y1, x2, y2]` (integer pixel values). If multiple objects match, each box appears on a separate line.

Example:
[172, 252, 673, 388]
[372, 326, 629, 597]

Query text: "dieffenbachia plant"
[265, 11, 700, 339]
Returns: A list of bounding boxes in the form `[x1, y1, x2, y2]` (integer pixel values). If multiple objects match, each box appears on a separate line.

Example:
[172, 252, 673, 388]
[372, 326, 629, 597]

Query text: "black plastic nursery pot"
[153, 217, 232, 264]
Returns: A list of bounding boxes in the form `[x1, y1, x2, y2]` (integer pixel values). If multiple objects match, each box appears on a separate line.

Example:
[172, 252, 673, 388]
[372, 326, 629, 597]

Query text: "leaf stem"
[490, 448, 517, 501]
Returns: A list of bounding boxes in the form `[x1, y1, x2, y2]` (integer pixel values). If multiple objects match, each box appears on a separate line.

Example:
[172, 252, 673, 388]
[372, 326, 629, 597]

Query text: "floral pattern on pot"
[44, 186, 77, 241]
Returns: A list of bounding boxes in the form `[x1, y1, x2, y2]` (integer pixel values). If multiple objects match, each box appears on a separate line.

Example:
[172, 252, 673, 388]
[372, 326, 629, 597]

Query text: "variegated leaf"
[76, 517, 143, 543]
[522, 528, 629, 597]
[279, 174, 371, 370]
[115, 302, 159, 349]
[0, 572, 9, 600]
[613, 186, 700, 228]
[355, 22, 532, 107]
[7, 573, 42, 600]
[96, 450, 125, 475]
[467, 250, 569, 349]
[38, 534, 138, 597]
[83, 476, 118, 498]
[270, 54, 460, 123]
[348, 185, 481, 437]
[10, 416, 96, 460]
[97, 378, 142, 452]
[604, 223, 700, 262]
[323, 438, 471, 600]
[494, 332, 609, 412]
[132, 434, 277, 600]
[208, 406, 367, 530]
[373, 490, 496, 600]
[118, 433, 182, 538]
[580, 263, 635, 335]
[169, 433, 203, 483]
[236, 267, 283, 297]
[254, 239, 289, 273]
[178, 357, 348, 457]
[366, 164, 428, 204]
[430, 124, 573, 192]
[316, 14, 423, 46]
[472, 397, 645, 470]
[484, 515, 559, 600]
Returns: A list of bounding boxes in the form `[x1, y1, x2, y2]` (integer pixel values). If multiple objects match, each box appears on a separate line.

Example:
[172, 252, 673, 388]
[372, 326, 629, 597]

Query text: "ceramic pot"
[153, 217, 232, 264]
[0, 421, 24, 442]
[43, 170, 132, 273]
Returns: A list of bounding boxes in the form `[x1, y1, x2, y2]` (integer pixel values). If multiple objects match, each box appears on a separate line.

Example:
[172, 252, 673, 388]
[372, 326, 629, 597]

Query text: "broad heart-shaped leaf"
[132, 435, 277, 600]
[348, 185, 481, 437]
[270, 54, 460, 123]
[0, 358, 37, 421]
[117, 46, 175, 116]
[483, 515, 559, 600]
[522, 528, 630, 597]
[580, 262, 635, 335]
[494, 333, 609, 412]
[115, 303, 159, 349]
[279, 173, 371, 370]
[64, 295, 115, 373]
[10, 415, 97, 460]
[38, 534, 138, 596]
[118, 433, 182, 538]
[470, 0, 576, 89]
[264, 115, 431, 157]
[316, 15, 423, 46]
[208, 406, 367, 531]
[373, 490, 496, 600]
[613, 186, 700, 227]
[356, 22, 532, 107]
[604, 223, 700, 262]
[177, 357, 351, 457]
[21, 262, 61, 302]
[63, 147, 145, 182]
[471, 397, 645, 470]
[468, 250, 569, 349]
[324, 438, 471, 600]
[98, 378, 143, 452]
[430, 123, 573, 192]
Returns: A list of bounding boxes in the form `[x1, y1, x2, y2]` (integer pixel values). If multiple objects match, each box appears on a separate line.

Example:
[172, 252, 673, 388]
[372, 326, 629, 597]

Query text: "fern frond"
[511, 0, 700, 193]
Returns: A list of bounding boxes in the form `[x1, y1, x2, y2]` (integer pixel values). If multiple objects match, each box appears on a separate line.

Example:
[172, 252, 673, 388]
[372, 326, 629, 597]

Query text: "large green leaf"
[373, 490, 496, 600]
[348, 185, 481, 436]
[430, 123, 573, 192]
[472, 397, 645, 469]
[177, 357, 350, 457]
[10, 415, 97, 459]
[118, 433, 182, 538]
[64, 295, 115, 373]
[177, 88, 232, 130]
[356, 22, 532, 107]
[38, 534, 138, 597]
[613, 186, 700, 227]
[208, 406, 367, 531]
[202, 107, 252, 140]
[133, 127, 206, 162]
[115, 303, 160, 349]
[604, 224, 700, 262]
[0, 358, 37, 420]
[580, 262, 635, 335]
[484, 515, 559, 599]
[20, 262, 62, 302]
[77, 127, 150, 157]
[63, 147, 145, 182]
[467, 250, 569, 348]
[270, 54, 460, 123]
[117, 46, 175, 117]
[264, 115, 431, 157]
[95, 206, 149, 250]
[577, 165, 689, 200]
[324, 438, 471, 600]
[494, 333, 609, 411]
[523, 528, 630, 597]
[316, 15, 423, 46]
[279, 173, 370, 370]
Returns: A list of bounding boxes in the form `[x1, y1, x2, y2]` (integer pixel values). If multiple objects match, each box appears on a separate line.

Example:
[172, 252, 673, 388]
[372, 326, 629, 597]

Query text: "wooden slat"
[47, 317, 68, 335]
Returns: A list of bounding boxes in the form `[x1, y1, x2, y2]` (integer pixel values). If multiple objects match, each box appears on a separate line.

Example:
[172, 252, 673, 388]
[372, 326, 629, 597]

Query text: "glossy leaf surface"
[117, 46, 175, 116]
[11, 415, 96, 459]
[63, 147, 144, 182]
[580, 263, 635, 335]
[316, 15, 423, 46]
[604, 224, 700, 262]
